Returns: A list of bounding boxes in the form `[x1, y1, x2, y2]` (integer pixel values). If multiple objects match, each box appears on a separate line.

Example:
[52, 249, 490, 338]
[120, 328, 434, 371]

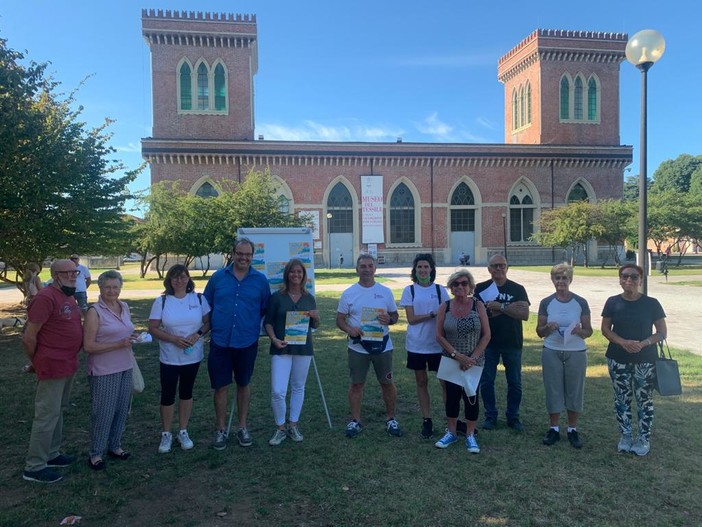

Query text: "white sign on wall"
[361, 175, 384, 243]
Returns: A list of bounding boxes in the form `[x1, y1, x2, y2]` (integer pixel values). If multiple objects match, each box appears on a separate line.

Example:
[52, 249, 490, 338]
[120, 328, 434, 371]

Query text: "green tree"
[0, 38, 136, 290]
[651, 154, 702, 194]
[593, 200, 636, 265]
[533, 202, 602, 267]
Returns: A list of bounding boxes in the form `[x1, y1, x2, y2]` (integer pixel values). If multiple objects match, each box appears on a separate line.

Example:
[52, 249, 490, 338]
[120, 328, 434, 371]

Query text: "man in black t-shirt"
[474, 255, 530, 431]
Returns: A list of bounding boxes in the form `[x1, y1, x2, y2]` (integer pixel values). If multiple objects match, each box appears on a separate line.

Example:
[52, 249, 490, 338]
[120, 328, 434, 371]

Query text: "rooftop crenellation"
[141, 8, 256, 23]
[498, 28, 628, 65]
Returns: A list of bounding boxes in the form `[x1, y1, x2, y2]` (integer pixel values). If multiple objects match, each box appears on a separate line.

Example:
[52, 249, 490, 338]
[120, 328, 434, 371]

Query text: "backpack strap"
[410, 284, 415, 301]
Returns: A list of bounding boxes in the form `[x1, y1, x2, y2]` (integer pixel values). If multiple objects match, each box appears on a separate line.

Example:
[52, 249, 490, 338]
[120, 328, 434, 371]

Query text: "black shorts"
[406, 351, 442, 372]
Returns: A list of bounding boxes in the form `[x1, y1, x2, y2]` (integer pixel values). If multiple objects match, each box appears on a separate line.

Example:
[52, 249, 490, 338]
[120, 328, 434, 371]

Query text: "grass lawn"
[1, 290, 701, 526]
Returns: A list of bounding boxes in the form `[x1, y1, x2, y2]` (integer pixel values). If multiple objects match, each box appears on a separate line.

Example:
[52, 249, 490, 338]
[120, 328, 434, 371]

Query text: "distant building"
[141, 9, 632, 265]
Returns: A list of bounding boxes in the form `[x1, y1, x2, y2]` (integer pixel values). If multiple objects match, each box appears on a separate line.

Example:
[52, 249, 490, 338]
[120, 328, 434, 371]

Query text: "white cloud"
[114, 142, 142, 153]
[476, 116, 498, 130]
[413, 112, 453, 138]
[256, 120, 405, 142]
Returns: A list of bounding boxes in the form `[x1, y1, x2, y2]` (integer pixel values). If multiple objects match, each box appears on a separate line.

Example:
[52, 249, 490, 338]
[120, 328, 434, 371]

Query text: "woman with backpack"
[148, 264, 210, 454]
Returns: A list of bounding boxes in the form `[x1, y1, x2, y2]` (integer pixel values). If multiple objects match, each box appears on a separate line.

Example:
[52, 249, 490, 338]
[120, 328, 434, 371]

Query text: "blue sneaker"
[466, 434, 480, 454]
[345, 420, 363, 438]
[434, 431, 459, 449]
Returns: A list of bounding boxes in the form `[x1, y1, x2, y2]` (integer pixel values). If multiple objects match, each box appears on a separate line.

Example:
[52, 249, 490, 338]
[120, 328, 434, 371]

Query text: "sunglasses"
[451, 280, 470, 287]
[620, 273, 640, 281]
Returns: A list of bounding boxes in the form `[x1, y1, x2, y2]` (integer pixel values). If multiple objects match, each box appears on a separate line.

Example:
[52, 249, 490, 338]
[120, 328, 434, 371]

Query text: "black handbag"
[654, 340, 682, 396]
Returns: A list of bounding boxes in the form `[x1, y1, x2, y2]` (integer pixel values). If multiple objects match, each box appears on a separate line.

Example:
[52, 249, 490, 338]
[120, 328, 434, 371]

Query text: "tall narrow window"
[327, 183, 353, 234]
[512, 89, 518, 130]
[567, 183, 589, 203]
[450, 183, 476, 232]
[195, 182, 218, 198]
[518, 85, 525, 128]
[560, 77, 570, 120]
[509, 193, 535, 242]
[574, 77, 584, 120]
[390, 183, 415, 244]
[214, 64, 226, 111]
[197, 63, 209, 110]
[526, 83, 532, 125]
[179, 63, 192, 110]
[587, 77, 598, 121]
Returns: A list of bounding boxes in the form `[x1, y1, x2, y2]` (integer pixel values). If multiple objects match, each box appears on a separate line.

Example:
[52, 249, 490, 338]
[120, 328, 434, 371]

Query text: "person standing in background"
[69, 255, 91, 314]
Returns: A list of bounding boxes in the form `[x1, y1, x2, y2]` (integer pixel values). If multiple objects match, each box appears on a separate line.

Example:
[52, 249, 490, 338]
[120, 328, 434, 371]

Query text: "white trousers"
[271, 354, 312, 426]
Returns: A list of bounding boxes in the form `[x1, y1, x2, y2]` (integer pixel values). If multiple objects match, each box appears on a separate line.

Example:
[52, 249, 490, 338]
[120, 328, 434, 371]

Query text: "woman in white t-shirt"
[536, 263, 592, 450]
[399, 253, 450, 439]
[148, 265, 210, 454]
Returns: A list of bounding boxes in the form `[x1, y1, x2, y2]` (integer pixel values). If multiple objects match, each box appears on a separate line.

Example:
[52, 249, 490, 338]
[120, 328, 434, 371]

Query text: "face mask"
[55, 276, 76, 297]
[417, 275, 431, 285]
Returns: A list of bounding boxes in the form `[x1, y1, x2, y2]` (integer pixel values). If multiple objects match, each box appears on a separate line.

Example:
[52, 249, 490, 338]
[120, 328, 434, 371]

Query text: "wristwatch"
[450, 351, 456, 358]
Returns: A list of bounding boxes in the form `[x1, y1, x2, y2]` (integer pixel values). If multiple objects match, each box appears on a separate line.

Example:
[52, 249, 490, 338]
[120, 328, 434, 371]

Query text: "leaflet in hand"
[361, 307, 384, 341]
[478, 281, 499, 303]
[284, 311, 310, 345]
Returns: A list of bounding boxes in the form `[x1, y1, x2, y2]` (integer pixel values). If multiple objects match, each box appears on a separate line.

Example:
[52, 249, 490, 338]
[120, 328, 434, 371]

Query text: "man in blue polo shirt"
[204, 238, 271, 450]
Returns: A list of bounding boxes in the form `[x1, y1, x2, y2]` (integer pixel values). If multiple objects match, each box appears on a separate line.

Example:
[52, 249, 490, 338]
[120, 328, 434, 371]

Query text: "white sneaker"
[269, 429, 287, 446]
[177, 429, 194, 450]
[630, 436, 650, 456]
[158, 432, 172, 453]
[287, 425, 304, 442]
[617, 433, 633, 453]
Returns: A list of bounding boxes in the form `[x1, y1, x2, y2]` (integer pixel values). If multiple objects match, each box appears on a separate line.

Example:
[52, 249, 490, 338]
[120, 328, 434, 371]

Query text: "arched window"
[526, 83, 532, 125]
[327, 183, 353, 234]
[197, 63, 209, 110]
[195, 182, 218, 198]
[276, 195, 290, 214]
[560, 76, 570, 120]
[450, 182, 475, 232]
[587, 77, 598, 121]
[179, 62, 192, 110]
[390, 183, 414, 243]
[214, 63, 226, 111]
[509, 193, 535, 242]
[567, 183, 590, 203]
[518, 85, 525, 128]
[512, 89, 518, 130]
[574, 76, 584, 120]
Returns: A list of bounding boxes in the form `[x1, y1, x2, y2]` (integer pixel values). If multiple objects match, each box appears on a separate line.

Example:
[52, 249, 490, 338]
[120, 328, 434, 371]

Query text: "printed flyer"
[284, 311, 310, 345]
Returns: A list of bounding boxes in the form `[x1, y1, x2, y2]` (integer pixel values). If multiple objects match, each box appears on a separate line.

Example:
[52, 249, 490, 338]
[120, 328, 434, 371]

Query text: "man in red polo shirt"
[22, 259, 83, 483]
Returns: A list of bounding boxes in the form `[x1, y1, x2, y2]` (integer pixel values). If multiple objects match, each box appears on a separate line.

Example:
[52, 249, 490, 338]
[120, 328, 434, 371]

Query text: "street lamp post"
[501, 213, 508, 259]
[326, 212, 333, 269]
[626, 29, 665, 295]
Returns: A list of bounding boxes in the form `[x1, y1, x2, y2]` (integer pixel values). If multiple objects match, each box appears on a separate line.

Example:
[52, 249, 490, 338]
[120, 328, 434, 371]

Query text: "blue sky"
[2, 1, 699, 211]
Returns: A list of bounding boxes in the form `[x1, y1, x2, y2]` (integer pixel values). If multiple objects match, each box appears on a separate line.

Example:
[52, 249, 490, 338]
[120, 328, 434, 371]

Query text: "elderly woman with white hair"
[536, 263, 592, 449]
[83, 270, 136, 470]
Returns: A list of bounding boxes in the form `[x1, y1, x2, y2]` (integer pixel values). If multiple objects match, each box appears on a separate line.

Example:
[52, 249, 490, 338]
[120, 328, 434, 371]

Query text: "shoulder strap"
[435, 284, 441, 304]
[410, 284, 415, 300]
[197, 292, 202, 305]
[161, 294, 166, 310]
[446, 299, 451, 313]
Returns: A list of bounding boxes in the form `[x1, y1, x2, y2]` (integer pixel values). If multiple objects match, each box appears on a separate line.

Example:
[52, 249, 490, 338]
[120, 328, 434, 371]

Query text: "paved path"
[2, 266, 698, 355]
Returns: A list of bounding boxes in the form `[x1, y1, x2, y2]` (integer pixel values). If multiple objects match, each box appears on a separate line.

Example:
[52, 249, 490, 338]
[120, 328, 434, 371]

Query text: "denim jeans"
[480, 346, 522, 421]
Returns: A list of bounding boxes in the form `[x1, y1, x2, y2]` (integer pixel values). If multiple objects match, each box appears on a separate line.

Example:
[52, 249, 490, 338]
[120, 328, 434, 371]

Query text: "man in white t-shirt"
[399, 253, 450, 439]
[336, 254, 401, 439]
[69, 255, 91, 313]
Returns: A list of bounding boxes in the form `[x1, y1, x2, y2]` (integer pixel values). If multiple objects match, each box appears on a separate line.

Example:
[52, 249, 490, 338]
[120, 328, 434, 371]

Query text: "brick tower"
[142, 9, 258, 141]
[498, 29, 627, 146]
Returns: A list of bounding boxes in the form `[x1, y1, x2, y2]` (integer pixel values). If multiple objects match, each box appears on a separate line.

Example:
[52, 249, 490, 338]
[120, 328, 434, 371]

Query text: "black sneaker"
[421, 418, 434, 439]
[507, 419, 524, 432]
[482, 418, 497, 430]
[22, 467, 63, 483]
[47, 454, 75, 467]
[542, 428, 561, 446]
[567, 430, 583, 449]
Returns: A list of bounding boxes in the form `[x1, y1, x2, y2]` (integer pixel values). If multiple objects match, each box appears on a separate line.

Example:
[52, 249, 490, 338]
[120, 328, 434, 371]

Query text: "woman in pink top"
[83, 270, 135, 470]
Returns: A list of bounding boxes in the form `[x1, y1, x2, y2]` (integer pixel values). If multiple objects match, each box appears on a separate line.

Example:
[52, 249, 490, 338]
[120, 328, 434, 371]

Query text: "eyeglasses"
[56, 270, 80, 277]
[552, 275, 570, 281]
[490, 263, 507, 269]
[620, 273, 640, 281]
[235, 251, 253, 258]
[451, 280, 470, 288]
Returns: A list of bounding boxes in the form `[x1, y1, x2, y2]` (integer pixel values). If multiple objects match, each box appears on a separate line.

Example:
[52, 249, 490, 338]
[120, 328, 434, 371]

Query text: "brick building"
[141, 9, 632, 266]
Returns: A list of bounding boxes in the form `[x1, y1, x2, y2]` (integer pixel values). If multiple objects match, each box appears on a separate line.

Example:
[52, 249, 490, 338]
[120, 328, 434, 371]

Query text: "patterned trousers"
[89, 369, 132, 457]
[607, 358, 655, 440]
